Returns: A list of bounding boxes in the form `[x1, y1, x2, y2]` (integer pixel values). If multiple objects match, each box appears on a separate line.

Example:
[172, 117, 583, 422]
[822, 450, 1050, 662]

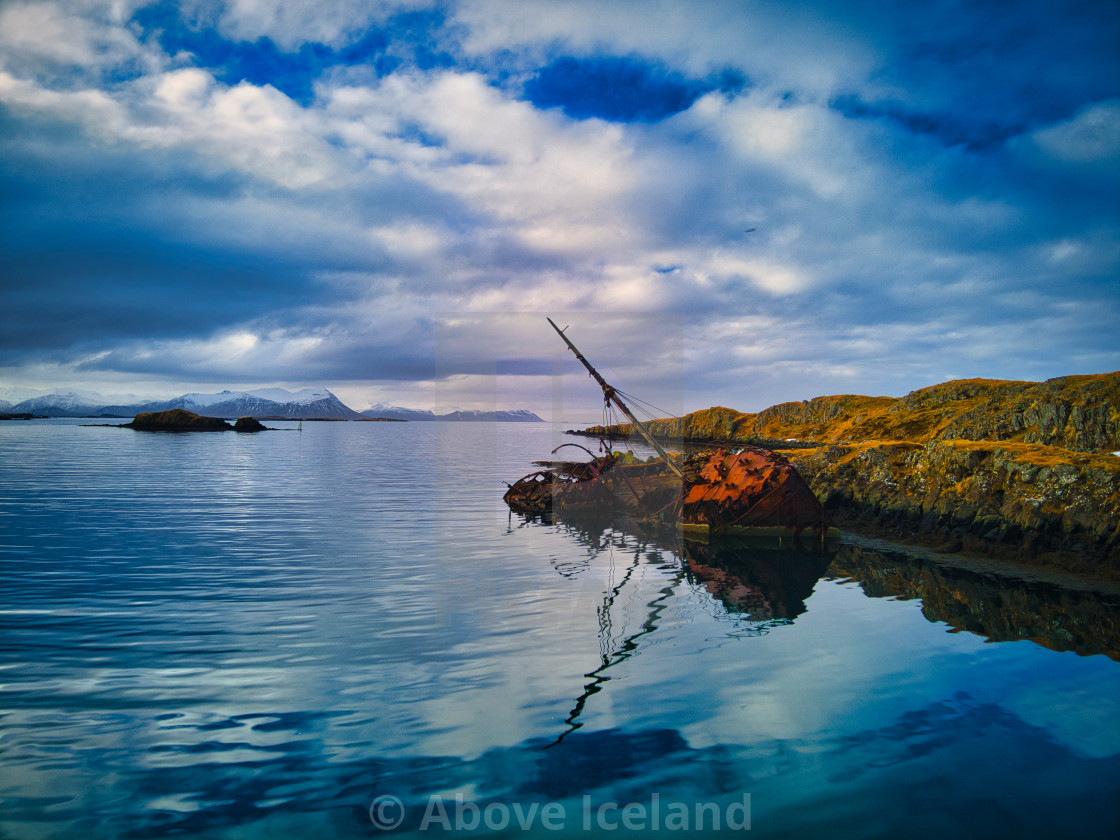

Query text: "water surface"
[1, 419, 1118, 838]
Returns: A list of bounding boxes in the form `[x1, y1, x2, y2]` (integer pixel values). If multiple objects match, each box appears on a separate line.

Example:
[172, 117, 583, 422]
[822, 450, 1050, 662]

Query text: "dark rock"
[234, 416, 268, 432]
[786, 440, 1120, 577]
[125, 409, 233, 431]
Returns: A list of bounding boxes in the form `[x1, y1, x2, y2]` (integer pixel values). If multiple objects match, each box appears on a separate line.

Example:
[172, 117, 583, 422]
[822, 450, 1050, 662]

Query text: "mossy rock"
[126, 409, 233, 431]
[586, 372, 1120, 454]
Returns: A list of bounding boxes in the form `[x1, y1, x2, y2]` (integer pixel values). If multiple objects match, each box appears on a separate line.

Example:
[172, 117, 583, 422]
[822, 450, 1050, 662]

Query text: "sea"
[1, 418, 1118, 839]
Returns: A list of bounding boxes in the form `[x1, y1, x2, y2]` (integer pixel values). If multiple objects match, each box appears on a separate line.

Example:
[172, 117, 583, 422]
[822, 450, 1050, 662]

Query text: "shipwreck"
[503, 319, 839, 547]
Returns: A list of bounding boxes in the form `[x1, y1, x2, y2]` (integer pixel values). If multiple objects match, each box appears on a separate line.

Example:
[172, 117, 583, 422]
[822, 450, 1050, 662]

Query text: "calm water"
[1, 419, 1118, 839]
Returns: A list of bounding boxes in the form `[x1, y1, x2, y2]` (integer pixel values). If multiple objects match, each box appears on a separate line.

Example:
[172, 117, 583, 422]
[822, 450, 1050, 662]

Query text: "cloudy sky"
[1, 0, 1117, 419]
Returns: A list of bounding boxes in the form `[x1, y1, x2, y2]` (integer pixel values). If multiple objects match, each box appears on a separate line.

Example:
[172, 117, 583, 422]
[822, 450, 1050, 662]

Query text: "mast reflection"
[509, 510, 835, 747]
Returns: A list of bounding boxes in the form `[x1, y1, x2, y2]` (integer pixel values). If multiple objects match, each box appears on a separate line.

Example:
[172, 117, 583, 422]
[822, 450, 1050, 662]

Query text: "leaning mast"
[547, 318, 685, 480]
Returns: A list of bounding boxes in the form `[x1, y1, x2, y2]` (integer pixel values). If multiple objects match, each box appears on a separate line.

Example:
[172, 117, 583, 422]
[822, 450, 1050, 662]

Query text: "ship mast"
[547, 317, 685, 480]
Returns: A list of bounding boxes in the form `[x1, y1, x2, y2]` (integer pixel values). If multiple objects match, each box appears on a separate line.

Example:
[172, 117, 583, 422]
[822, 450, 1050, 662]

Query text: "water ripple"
[1, 420, 1118, 839]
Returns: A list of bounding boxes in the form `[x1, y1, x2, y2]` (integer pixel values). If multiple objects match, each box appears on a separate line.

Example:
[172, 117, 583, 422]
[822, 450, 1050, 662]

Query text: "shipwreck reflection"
[551, 547, 681, 747]
[509, 510, 835, 746]
[830, 541, 1120, 660]
[681, 538, 833, 623]
[511, 510, 834, 623]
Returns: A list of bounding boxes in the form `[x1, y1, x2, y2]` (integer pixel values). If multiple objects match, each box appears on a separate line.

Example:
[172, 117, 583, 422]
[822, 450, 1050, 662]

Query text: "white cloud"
[371, 221, 446, 258]
[338, 71, 638, 225]
[143, 75, 342, 188]
[452, 0, 878, 96]
[0, 0, 149, 71]
[1047, 239, 1080, 263]
[317, 69, 649, 277]
[152, 66, 212, 105]
[1027, 99, 1120, 167]
[200, 0, 436, 50]
[687, 90, 876, 200]
[0, 63, 344, 189]
[0, 69, 128, 125]
[705, 253, 811, 296]
[98, 326, 335, 381]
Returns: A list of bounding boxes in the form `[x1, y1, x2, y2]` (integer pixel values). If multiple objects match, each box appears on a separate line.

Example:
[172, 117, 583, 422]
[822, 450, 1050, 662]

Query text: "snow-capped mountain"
[179, 388, 335, 408]
[0, 387, 49, 404]
[11, 392, 110, 416]
[9, 388, 542, 421]
[13, 388, 361, 419]
[361, 404, 543, 422]
[437, 409, 543, 422]
[361, 403, 437, 421]
[141, 388, 363, 420]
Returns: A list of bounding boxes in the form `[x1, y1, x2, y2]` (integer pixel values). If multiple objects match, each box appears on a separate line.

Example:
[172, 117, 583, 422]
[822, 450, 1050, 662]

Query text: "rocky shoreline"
[575, 373, 1120, 580]
[789, 440, 1119, 578]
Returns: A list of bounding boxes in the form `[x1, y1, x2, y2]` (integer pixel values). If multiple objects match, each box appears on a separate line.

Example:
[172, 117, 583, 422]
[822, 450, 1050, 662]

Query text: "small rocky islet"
[577, 372, 1120, 580]
[123, 408, 269, 432]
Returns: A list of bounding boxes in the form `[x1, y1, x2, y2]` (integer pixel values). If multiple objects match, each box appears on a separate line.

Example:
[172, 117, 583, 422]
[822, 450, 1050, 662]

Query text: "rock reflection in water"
[830, 540, 1120, 660]
[512, 507, 1120, 663]
[681, 538, 833, 623]
[509, 510, 835, 746]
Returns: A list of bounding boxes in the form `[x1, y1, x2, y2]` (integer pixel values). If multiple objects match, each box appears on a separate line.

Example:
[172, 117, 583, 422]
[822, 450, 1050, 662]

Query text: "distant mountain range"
[2, 388, 543, 422]
[360, 404, 543, 422]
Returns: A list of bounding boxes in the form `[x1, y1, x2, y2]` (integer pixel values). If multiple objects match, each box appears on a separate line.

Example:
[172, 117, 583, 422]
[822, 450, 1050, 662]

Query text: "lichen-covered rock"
[581, 406, 747, 443]
[783, 441, 1120, 577]
[585, 372, 1120, 453]
[906, 374, 1120, 451]
[126, 409, 233, 431]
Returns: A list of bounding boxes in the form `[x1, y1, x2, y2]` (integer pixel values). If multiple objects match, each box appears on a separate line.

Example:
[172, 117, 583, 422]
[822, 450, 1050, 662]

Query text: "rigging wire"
[599, 396, 622, 454]
[613, 388, 676, 423]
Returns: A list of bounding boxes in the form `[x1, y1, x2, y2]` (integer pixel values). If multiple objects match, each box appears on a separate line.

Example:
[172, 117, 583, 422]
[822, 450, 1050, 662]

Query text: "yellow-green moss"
[592, 372, 1120, 455]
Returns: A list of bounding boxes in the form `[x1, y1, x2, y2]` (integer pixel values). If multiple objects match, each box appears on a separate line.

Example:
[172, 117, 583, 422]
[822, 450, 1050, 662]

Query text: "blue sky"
[1, 0, 1117, 418]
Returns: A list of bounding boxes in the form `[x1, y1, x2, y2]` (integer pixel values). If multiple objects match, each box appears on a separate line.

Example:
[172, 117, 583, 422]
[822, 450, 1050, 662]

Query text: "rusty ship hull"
[504, 444, 836, 546]
[504, 318, 836, 546]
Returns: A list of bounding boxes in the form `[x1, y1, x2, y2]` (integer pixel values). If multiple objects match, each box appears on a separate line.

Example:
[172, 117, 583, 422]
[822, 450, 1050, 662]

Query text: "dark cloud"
[832, 0, 1120, 149]
[0, 113, 358, 359]
[0, 239, 315, 354]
